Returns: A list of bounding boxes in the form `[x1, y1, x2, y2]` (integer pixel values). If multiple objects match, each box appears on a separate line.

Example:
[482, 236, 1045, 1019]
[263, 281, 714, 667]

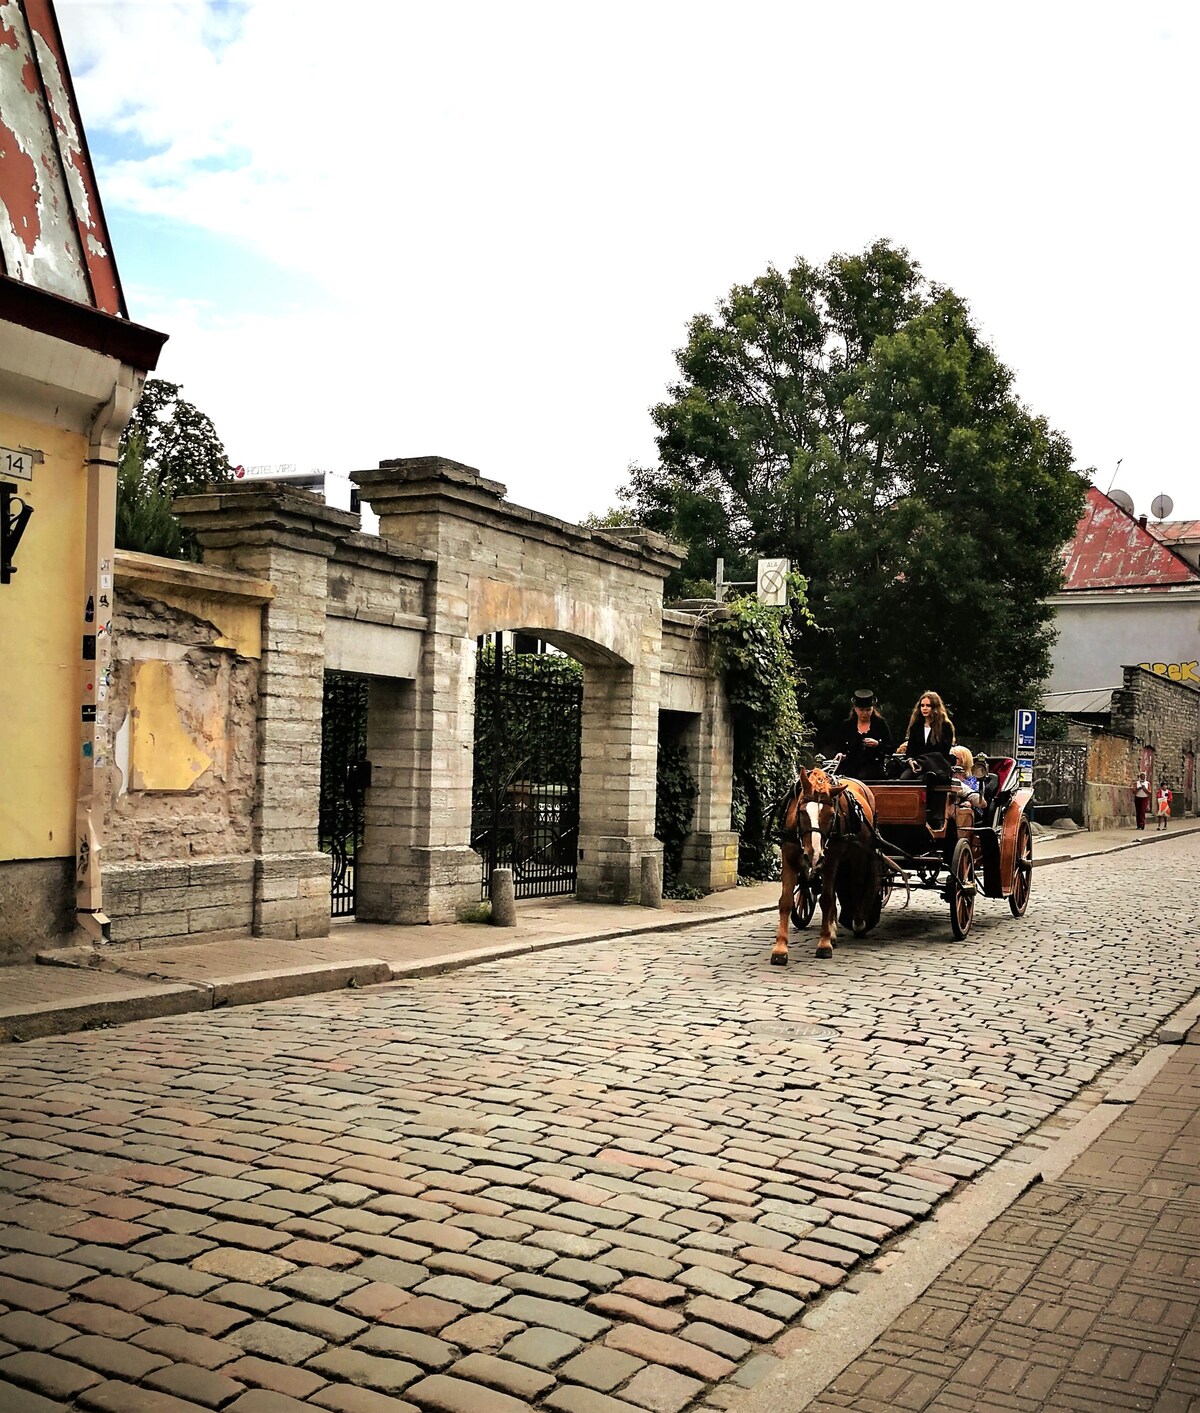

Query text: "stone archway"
[352, 457, 682, 923]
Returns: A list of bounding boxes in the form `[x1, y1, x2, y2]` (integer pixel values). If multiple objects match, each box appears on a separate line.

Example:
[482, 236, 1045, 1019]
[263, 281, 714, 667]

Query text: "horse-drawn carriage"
[775, 755, 1034, 964]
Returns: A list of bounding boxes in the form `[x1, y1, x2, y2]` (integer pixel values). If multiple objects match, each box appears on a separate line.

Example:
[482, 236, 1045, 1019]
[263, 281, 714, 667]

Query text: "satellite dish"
[1150, 494, 1174, 520]
[1109, 488, 1135, 515]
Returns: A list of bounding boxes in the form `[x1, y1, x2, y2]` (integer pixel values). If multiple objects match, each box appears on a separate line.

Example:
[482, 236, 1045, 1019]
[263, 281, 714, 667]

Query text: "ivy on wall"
[655, 719, 698, 894]
[705, 577, 813, 879]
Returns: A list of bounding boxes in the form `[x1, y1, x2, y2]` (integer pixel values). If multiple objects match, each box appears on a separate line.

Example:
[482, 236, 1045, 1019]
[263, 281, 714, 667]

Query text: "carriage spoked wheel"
[1008, 816, 1033, 918]
[948, 838, 976, 939]
[791, 881, 816, 929]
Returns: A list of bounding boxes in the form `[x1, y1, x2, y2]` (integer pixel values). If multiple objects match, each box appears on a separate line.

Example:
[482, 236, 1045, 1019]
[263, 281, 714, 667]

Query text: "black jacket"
[832, 713, 893, 779]
[902, 719, 955, 764]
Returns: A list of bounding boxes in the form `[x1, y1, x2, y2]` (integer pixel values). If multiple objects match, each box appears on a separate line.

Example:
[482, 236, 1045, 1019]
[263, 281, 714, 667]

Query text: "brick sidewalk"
[741, 1033, 1200, 1412]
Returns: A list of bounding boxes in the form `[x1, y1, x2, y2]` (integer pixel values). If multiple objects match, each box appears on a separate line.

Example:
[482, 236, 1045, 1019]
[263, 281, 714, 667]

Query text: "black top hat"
[852, 689, 876, 707]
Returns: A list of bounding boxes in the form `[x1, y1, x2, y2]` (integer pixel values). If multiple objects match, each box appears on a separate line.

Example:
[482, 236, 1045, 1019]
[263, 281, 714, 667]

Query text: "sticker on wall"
[82, 741, 93, 758]
[99, 593, 109, 609]
[100, 558, 110, 572]
[84, 595, 94, 623]
[100, 574, 112, 592]
[82, 635, 96, 660]
[82, 704, 96, 722]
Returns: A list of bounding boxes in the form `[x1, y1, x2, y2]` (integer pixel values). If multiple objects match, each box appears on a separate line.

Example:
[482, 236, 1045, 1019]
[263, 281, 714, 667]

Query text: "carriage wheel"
[949, 839, 976, 940]
[1008, 816, 1033, 917]
[791, 881, 816, 929]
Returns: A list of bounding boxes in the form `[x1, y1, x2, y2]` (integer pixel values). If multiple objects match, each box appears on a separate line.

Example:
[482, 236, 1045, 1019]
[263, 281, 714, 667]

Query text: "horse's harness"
[778, 778, 873, 867]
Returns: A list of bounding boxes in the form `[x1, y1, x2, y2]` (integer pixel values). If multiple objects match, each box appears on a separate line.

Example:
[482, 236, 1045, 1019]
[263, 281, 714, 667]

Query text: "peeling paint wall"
[105, 589, 258, 865]
[0, 0, 122, 311]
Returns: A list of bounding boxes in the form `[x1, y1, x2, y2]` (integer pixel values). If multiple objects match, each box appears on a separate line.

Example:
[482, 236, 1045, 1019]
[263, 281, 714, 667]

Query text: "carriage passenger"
[831, 688, 893, 779]
[898, 690, 955, 774]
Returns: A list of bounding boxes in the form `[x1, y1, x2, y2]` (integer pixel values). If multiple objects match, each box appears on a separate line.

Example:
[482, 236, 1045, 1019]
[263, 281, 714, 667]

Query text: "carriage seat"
[989, 757, 1017, 793]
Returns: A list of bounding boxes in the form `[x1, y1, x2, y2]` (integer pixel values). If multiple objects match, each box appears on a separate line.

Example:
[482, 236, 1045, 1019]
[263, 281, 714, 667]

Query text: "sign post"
[1014, 708, 1037, 789]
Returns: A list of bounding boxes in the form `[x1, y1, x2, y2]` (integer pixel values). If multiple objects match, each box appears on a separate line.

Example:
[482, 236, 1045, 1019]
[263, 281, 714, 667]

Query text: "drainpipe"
[74, 365, 142, 944]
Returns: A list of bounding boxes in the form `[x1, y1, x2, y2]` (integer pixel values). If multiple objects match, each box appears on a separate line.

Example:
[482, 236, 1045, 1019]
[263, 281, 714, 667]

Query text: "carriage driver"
[831, 688, 894, 780]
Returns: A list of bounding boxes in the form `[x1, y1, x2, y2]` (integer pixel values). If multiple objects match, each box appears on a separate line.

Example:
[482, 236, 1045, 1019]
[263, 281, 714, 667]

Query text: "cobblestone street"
[1, 835, 1198, 1413]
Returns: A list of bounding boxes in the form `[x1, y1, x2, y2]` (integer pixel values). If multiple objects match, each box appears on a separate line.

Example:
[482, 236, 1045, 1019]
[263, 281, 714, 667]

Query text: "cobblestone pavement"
[796, 1039, 1200, 1413]
[0, 835, 1197, 1413]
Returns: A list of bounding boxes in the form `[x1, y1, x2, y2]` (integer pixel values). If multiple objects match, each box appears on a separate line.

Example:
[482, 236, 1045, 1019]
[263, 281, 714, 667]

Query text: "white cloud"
[57, 0, 1200, 522]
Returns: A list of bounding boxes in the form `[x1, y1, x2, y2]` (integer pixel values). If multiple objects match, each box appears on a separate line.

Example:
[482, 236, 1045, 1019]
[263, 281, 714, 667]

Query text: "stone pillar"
[351, 459, 492, 923]
[678, 675, 740, 891]
[576, 650, 664, 904]
[175, 484, 357, 939]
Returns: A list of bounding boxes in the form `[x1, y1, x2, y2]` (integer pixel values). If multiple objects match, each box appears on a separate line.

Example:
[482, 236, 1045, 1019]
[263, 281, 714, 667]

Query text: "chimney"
[1138, 514, 1148, 529]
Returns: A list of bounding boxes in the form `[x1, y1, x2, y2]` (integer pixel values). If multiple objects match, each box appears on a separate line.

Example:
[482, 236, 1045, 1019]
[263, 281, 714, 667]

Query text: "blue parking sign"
[1014, 709, 1037, 751]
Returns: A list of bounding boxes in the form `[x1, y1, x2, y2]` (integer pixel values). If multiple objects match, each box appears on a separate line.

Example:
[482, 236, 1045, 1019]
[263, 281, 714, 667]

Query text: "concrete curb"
[734, 991, 1200, 1412]
[0, 982, 209, 1043]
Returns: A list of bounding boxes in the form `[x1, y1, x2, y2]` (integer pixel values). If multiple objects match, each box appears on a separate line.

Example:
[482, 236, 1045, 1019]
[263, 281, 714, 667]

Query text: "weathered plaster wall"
[1047, 592, 1200, 693]
[101, 555, 271, 945]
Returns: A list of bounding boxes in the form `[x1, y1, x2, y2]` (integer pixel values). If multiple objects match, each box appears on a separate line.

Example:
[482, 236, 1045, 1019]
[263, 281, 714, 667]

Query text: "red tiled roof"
[1146, 519, 1200, 545]
[1060, 488, 1200, 590]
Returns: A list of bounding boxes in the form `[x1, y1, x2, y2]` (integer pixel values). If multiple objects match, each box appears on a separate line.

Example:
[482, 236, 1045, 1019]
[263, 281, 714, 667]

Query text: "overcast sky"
[58, 0, 1198, 527]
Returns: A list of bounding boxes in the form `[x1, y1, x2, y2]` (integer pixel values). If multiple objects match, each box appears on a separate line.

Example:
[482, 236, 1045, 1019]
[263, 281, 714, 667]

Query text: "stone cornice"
[353, 456, 685, 578]
[115, 549, 274, 603]
[173, 483, 359, 552]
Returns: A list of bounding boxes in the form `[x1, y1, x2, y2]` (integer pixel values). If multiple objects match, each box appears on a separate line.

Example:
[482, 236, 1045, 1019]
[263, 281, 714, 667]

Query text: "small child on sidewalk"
[1155, 782, 1173, 831]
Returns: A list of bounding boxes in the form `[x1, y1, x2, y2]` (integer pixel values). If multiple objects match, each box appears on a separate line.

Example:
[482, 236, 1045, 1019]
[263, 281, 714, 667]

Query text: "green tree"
[115, 379, 232, 558]
[620, 240, 1087, 740]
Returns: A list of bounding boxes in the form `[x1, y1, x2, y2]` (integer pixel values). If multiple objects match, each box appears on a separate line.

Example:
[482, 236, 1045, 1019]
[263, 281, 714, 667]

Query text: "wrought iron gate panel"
[1036, 741, 1087, 822]
[471, 635, 582, 900]
[319, 672, 370, 916]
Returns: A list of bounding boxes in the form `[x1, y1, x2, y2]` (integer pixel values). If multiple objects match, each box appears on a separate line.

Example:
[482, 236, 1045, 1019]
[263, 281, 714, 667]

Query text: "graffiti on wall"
[1139, 661, 1200, 685]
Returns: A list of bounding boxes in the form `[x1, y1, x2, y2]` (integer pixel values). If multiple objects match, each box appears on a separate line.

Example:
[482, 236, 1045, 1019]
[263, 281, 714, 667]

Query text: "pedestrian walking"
[1134, 770, 1151, 830]
[1155, 781, 1173, 830]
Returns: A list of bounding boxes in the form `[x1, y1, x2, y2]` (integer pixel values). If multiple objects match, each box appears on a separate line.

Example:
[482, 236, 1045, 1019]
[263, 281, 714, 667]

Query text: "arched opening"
[470, 632, 583, 899]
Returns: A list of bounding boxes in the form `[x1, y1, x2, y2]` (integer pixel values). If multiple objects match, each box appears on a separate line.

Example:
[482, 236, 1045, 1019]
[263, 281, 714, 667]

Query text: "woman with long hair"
[900, 690, 955, 771]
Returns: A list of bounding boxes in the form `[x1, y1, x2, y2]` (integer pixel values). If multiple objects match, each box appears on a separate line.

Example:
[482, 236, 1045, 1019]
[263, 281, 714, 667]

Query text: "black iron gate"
[470, 635, 582, 899]
[319, 671, 370, 916]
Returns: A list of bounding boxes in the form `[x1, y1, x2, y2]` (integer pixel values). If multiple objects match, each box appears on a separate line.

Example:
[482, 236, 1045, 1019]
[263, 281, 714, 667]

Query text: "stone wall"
[1110, 665, 1199, 814]
[1069, 724, 1142, 831]
[101, 552, 272, 945]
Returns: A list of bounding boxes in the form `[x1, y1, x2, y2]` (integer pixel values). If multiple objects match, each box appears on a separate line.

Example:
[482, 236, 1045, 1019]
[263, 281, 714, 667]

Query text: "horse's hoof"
[815, 946, 833, 960]
[770, 952, 788, 967]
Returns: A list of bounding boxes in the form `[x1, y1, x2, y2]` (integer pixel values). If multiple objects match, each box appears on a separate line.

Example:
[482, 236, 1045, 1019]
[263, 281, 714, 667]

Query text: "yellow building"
[0, 0, 166, 960]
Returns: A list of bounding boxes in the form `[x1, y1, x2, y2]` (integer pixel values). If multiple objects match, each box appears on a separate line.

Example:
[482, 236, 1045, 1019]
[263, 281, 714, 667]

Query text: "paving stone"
[379, 1297, 465, 1334]
[403, 1372, 533, 1412]
[305, 1348, 422, 1395]
[228, 1319, 328, 1364]
[440, 1313, 523, 1352]
[449, 1351, 556, 1399]
[415, 1277, 508, 1311]
[132, 1234, 215, 1262]
[0, 1310, 73, 1351]
[76, 1274, 160, 1311]
[145, 1362, 247, 1409]
[493, 1295, 611, 1340]
[139, 1263, 225, 1296]
[743, 1289, 803, 1321]
[77, 1380, 213, 1411]
[501, 1271, 590, 1302]
[0, 1253, 91, 1289]
[211, 1283, 293, 1315]
[311, 1387, 420, 1413]
[684, 1295, 783, 1340]
[620, 1364, 704, 1412]
[542, 1387, 643, 1412]
[353, 1258, 428, 1290]
[272, 1266, 365, 1302]
[501, 1328, 583, 1370]
[603, 1325, 735, 1381]
[274, 1300, 367, 1343]
[193, 1250, 297, 1285]
[678, 1321, 752, 1361]
[218, 1355, 330, 1399]
[0, 1376, 65, 1412]
[0, 1349, 103, 1398]
[469, 1240, 555, 1271]
[223, 1393, 313, 1413]
[54, 1333, 171, 1381]
[133, 1326, 241, 1370]
[353, 1327, 456, 1370]
[339, 1283, 414, 1320]
[557, 1345, 646, 1391]
[614, 1278, 687, 1306]
[544, 1259, 624, 1291]
[422, 1252, 510, 1284]
[141, 1294, 251, 1337]
[588, 1294, 684, 1334]
[276, 1240, 360, 1269]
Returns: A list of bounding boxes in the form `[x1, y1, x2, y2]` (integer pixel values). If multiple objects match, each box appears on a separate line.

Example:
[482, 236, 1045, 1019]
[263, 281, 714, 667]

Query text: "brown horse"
[774, 766, 881, 964]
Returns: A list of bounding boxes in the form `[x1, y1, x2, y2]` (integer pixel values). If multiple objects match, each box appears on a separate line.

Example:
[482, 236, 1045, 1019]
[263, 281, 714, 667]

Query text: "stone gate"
[93, 456, 737, 948]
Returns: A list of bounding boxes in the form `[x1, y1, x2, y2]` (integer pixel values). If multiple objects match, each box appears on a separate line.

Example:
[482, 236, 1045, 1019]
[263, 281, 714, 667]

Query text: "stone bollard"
[640, 854, 663, 909]
[490, 867, 517, 926]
